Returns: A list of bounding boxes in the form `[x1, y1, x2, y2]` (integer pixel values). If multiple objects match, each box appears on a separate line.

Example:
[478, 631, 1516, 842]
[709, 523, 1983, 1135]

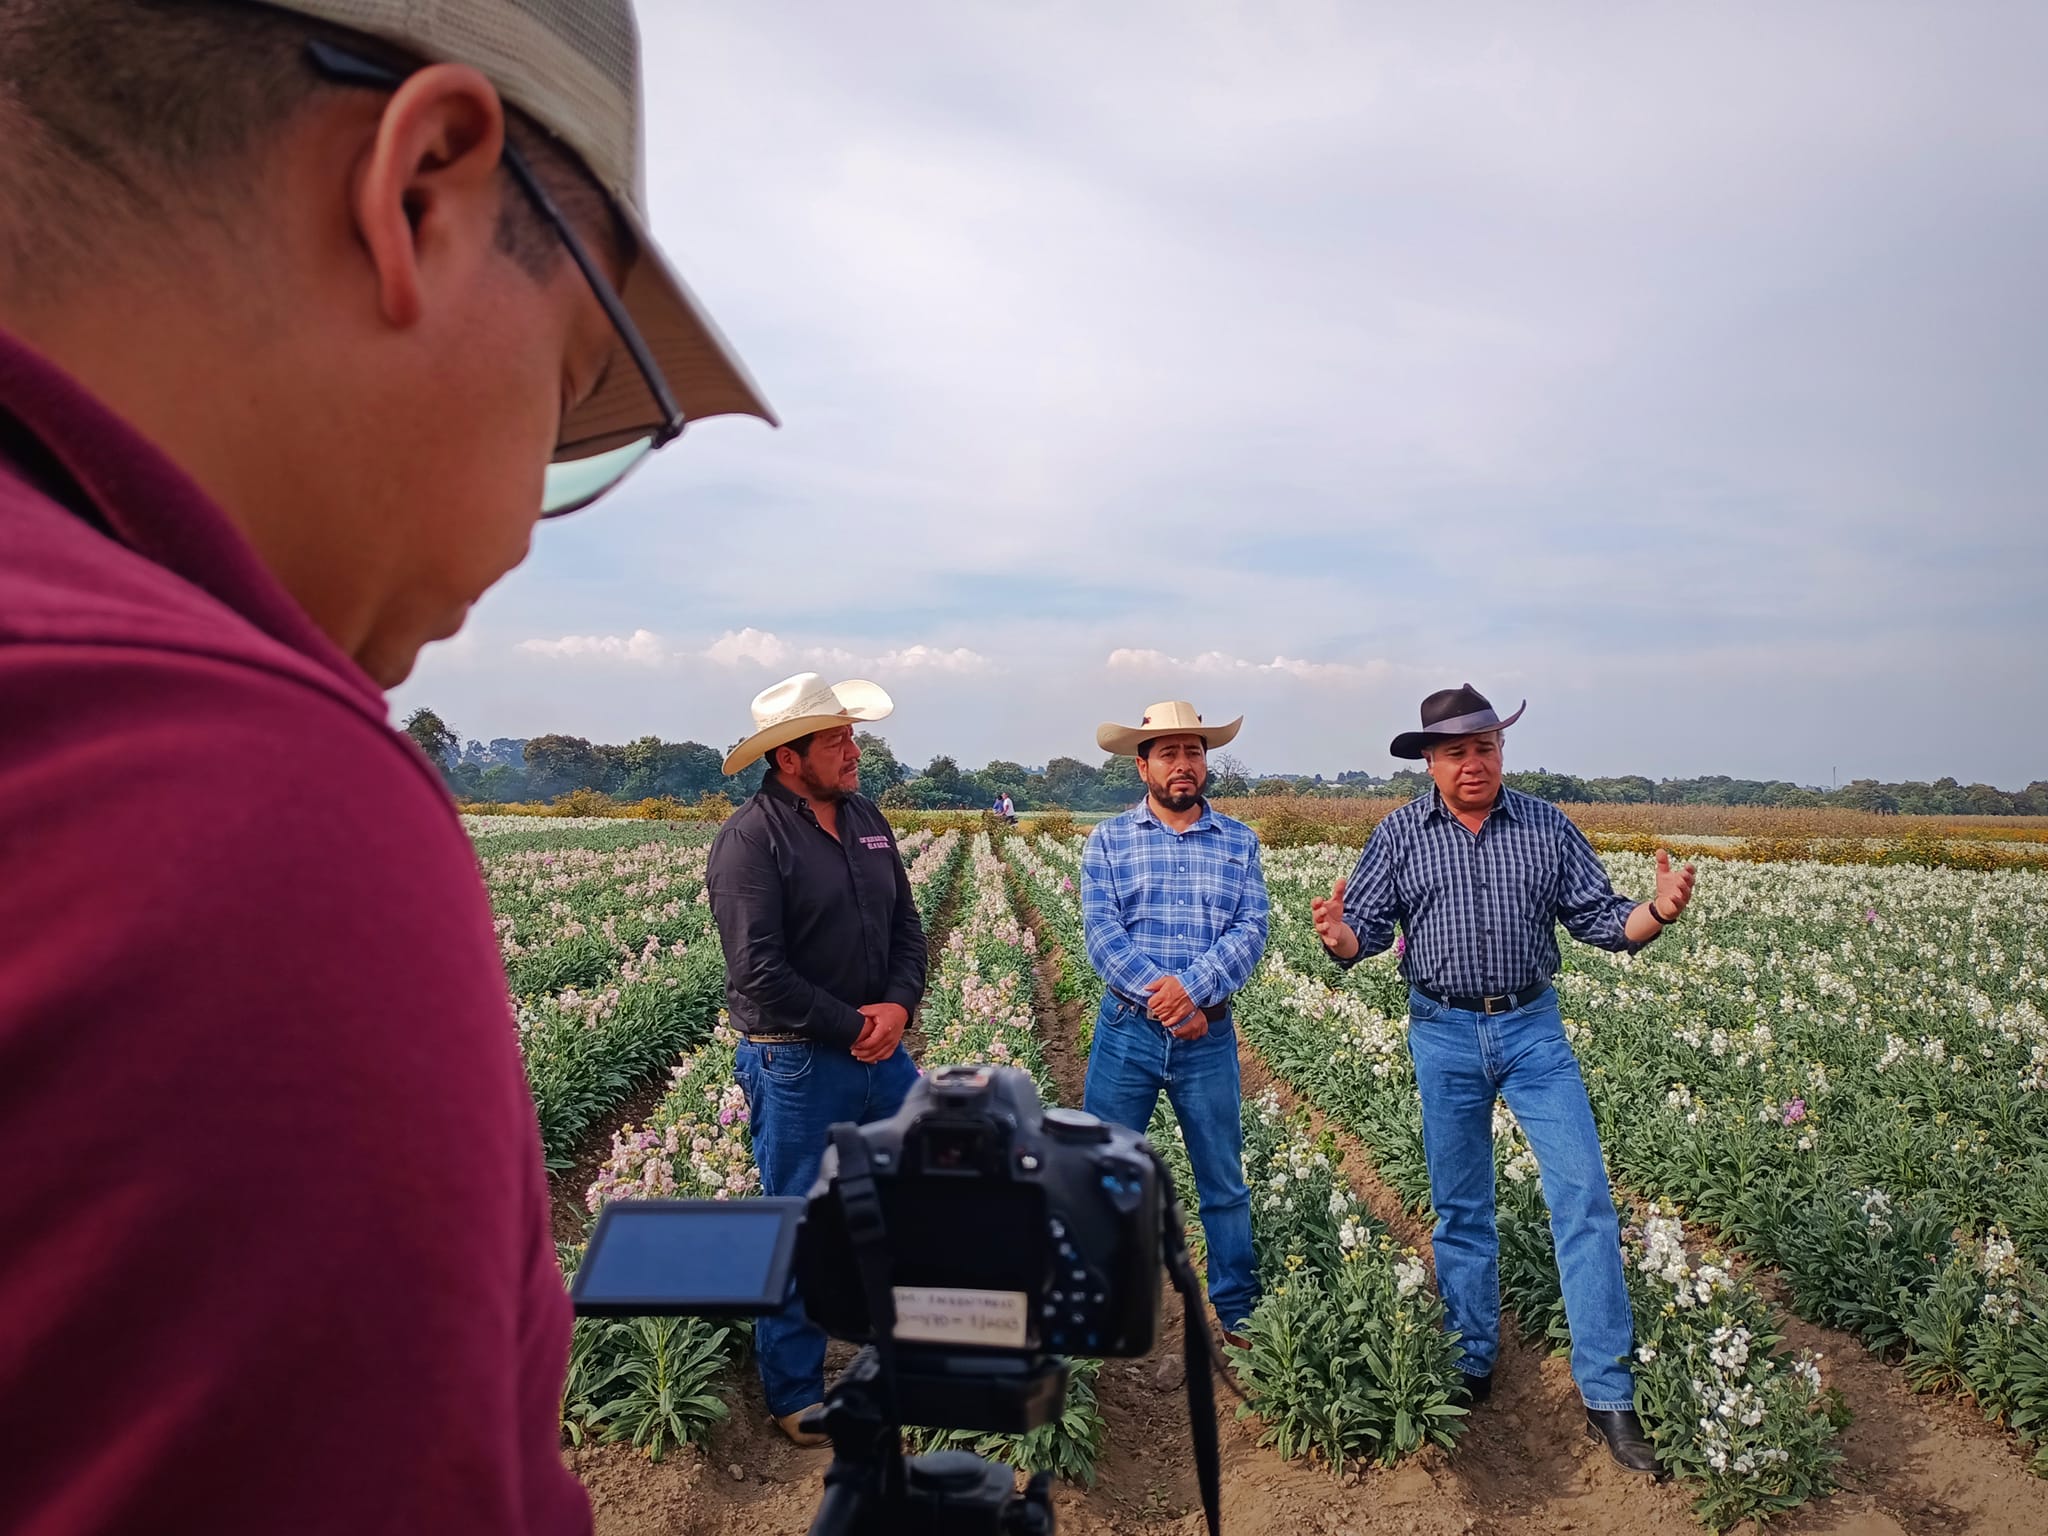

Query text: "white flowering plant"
[1623, 1203, 1844, 1529]
[904, 835, 1110, 1482]
[1151, 1090, 1466, 1473]
[1254, 847, 2048, 1478]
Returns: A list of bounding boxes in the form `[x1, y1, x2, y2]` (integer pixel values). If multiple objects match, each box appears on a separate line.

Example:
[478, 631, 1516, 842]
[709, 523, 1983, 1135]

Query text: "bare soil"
[567, 884, 2048, 1535]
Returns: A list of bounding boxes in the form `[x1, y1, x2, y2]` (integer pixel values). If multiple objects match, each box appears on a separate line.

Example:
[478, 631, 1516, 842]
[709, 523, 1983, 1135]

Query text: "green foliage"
[568, 1317, 735, 1460]
[478, 831, 725, 1169]
[561, 1243, 738, 1460]
[1150, 1090, 1465, 1474]
[401, 706, 459, 772]
[905, 1360, 1107, 1484]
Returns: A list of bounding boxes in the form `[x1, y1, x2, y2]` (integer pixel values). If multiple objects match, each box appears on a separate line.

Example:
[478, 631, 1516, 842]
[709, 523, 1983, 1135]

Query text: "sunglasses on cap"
[306, 38, 680, 519]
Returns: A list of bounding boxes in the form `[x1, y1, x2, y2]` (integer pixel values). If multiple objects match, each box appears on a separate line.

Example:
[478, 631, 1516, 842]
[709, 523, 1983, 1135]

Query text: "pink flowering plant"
[903, 837, 1107, 1483]
[585, 1022, 759, 1210]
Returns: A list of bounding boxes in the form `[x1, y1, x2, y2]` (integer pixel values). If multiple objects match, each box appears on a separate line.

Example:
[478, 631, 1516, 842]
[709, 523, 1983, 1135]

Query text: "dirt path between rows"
[1236, 1041, 2048, 1535]
[551, 1073, 674, 1244]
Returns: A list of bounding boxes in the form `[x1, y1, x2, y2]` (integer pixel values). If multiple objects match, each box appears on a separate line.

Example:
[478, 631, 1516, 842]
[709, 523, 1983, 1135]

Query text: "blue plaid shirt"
[1082, 799, 1270, 1010]
[1336, 786, 1647, 996]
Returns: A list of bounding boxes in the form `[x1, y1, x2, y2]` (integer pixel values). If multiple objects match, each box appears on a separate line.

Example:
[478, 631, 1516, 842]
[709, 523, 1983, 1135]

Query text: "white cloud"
[1108, 647, 1377, 683]
[703, 627, 792, 668]
[875, 644, 994, 674]
[515, 627, 991, 679]
[517, 629, 668, 664]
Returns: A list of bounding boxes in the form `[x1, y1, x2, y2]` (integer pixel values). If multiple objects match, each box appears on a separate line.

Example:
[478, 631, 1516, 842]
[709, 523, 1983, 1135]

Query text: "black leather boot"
[1457, 1371, 1492, 1405]
[1584, 1408, 1661, 1475]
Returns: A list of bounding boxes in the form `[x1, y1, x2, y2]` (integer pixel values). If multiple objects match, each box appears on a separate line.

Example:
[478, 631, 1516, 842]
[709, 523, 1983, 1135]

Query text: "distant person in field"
[0, 2, 772, 1532]
[1081, 700, 1270, 1348]
[1000, 790, 1016, 822]
[1310, 685, 1697, 1475]
[706, 672, 927, 1445]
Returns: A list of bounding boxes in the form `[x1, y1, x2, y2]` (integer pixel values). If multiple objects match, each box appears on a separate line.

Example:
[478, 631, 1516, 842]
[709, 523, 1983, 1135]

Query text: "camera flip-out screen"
[572, 1197, 804, 1316]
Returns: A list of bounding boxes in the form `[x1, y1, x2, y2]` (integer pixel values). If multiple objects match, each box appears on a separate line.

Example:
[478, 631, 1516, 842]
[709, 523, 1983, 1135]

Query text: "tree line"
[400, 710, 2048, 816]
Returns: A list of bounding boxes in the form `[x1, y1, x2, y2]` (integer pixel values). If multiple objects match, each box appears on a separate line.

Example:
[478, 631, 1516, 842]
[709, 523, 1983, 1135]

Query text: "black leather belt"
[1412, 979, 1551, 1016]
[1109, 992, 1234, 1019]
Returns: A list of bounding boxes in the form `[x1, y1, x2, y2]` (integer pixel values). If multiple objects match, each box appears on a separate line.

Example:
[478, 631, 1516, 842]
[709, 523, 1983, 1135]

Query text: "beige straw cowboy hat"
[722, 672, 894, 775]
[1096, 700, 1243, 757]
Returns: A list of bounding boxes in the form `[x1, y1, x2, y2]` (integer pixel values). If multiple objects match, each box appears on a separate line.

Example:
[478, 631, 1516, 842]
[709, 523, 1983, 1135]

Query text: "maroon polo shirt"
[0, 329, 590, 1535]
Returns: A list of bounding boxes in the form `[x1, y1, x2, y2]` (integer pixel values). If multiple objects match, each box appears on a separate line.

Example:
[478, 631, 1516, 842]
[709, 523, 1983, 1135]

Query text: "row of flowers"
[481, 826, 727, 1171]
[561, 1022, 754, 1459]
[1155, 1089, 1467, 1473]
[1006, 836, 1466, 1476]
[900, 835, 1106, 1484]
[1231, 945, 1846, 1528]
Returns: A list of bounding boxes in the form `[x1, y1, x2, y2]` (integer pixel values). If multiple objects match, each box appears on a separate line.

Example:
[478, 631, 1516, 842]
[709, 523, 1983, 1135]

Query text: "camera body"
[797, 1063, 1162, 1361]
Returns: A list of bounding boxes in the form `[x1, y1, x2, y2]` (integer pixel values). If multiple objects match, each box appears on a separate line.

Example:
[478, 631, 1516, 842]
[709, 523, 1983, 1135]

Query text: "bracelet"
[1648, 899, 1680, 925]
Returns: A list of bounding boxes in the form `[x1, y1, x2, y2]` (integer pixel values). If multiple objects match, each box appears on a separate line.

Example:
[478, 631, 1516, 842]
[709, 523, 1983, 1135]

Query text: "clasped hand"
[1144, 976, 1209, 1040]
[852, 1002, 908, 1062]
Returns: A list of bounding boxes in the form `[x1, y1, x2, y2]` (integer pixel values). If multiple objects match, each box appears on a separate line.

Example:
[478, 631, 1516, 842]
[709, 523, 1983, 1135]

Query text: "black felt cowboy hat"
[1389, 684, 1526, 759]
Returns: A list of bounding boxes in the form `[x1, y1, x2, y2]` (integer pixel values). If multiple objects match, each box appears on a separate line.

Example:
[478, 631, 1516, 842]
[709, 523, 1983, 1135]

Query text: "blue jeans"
[1405, 986, 1635, 1410]
[1082, 994, 1259, 1330]
[734, 1038, 919, 1417]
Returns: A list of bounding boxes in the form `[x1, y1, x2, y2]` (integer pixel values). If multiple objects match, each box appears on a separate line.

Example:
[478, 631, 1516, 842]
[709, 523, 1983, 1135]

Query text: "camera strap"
[1149, 1148, 1223, 1536]
[830, 1123, 901, 1420]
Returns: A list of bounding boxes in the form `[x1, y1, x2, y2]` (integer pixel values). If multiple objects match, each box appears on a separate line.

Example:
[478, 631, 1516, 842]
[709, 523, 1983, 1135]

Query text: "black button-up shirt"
[1333, 786, 1648, 996]
[706, 777, 927, 1048]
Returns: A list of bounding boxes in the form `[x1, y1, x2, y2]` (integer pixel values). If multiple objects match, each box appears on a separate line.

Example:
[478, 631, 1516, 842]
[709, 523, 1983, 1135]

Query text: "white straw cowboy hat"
[1096, 700, 1242, 757]
[722, 673, 893, 775]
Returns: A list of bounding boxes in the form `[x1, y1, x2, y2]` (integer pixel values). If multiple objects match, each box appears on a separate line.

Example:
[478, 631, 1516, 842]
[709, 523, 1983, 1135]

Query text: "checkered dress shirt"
[1335, 786, 1646, 996]
[1082, 799, 1270, 1010]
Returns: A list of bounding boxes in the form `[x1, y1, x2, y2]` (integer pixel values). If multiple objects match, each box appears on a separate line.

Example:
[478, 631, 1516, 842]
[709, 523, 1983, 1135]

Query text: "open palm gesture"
[1653, 849, 1697, 920]
[1311, 877, 1360, 960]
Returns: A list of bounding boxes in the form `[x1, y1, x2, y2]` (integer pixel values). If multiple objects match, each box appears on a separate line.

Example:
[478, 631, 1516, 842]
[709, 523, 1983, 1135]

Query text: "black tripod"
[803, 1349, 1056, 1536]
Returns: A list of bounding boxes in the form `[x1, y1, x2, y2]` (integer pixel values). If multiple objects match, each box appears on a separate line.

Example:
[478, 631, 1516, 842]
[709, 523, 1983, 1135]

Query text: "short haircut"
[0, 0, 627, 294]
[774, 732, 818, 765]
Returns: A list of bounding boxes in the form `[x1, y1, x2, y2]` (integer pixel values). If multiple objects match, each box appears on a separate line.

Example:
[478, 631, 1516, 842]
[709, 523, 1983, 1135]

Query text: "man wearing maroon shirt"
[0, 3, 770, 1533]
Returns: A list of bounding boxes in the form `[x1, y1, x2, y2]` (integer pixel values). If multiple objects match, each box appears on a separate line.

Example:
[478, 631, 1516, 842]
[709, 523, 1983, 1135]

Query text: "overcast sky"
[392, 1, 2048, 786]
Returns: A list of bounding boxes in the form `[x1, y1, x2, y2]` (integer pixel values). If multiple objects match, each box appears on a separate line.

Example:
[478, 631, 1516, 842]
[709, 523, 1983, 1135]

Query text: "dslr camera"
[571, 1063, 1220, 1536]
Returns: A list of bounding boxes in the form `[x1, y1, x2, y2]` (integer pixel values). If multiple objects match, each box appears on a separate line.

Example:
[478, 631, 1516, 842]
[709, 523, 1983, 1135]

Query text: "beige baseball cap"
[277, 0, 774, 480]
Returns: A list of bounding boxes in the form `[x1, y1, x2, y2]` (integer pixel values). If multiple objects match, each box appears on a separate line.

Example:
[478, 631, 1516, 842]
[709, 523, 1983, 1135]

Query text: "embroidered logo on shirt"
[860, 834, 893, 851]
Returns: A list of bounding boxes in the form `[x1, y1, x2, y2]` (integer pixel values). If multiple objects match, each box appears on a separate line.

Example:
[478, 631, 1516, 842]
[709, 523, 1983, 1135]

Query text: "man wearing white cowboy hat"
[1081, 700, 1269, 1348]
[1310, 685, 1697, 1475]
[707, 672, 927, 1444]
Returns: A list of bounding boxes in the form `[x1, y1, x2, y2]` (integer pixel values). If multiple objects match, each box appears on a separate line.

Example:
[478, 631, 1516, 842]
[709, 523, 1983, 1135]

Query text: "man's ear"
[350, 62, 507, 330]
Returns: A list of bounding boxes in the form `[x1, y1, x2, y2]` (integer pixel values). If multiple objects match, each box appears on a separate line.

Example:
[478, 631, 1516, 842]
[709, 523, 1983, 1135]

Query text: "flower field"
[468, 816, 2048, 1531]
[1254, 845, 2048, 1487]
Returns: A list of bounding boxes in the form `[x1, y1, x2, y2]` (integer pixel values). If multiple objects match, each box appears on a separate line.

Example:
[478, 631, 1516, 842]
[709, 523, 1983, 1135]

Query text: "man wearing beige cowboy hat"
[1081, 700, 1269, 1347]
[707, 672, 927, 1444]
[1310, 685, 1696, 1475]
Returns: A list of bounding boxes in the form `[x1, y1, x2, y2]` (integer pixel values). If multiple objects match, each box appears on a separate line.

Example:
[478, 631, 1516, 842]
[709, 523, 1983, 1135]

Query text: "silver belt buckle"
[1482, 992, 1514, 1015]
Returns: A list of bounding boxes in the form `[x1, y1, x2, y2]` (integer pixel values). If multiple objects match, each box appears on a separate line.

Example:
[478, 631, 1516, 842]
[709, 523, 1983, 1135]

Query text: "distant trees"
[857, 732, 908, 801]
[399, 705, 2048, 816]
[401, 707, 459, 769]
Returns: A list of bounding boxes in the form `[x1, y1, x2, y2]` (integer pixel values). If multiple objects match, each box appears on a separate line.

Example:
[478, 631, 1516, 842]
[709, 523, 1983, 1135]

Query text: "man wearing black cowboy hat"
[1310, 686, 1696, 1475]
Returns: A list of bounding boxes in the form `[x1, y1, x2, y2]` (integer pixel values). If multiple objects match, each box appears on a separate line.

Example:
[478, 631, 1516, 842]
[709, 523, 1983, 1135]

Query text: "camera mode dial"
[1041, 1107, 1110, 1144]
